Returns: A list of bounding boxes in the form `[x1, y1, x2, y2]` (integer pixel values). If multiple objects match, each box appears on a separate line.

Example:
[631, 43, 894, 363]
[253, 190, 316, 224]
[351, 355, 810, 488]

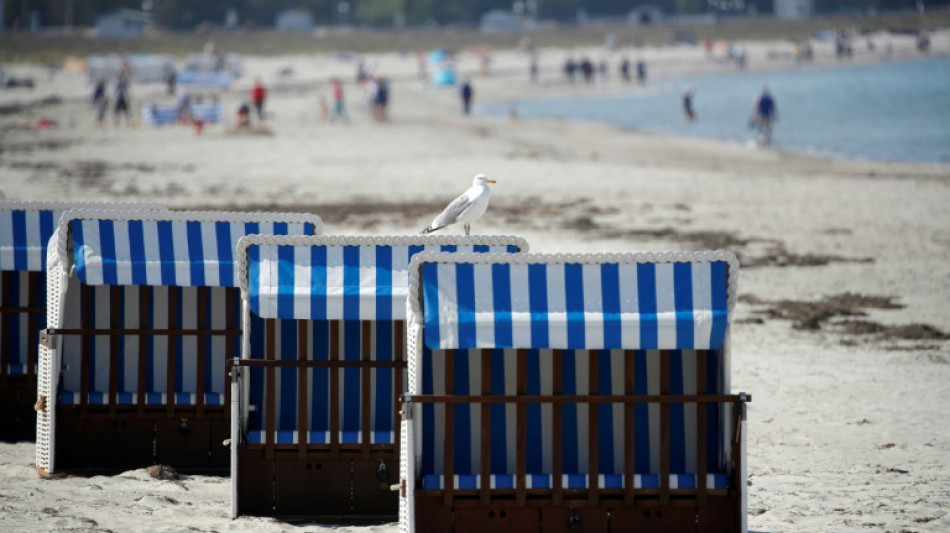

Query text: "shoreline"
[472, 40, 949, 167]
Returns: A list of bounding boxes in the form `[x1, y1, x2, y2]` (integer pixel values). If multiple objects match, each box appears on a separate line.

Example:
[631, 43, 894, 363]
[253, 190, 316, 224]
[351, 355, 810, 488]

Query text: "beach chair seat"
[401, 252, 749, 533]
[35, 210, 321, 475]
[0, 201, 164, 440]
[232, 235, 528, 518]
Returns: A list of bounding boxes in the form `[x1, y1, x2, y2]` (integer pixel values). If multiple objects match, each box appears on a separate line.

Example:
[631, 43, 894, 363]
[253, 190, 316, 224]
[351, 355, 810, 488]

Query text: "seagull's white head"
[472, 174, 496, 187]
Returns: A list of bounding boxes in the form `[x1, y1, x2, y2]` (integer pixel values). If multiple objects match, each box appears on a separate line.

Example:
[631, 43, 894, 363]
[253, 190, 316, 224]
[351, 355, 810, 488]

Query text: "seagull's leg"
[464, 224, 471, 236]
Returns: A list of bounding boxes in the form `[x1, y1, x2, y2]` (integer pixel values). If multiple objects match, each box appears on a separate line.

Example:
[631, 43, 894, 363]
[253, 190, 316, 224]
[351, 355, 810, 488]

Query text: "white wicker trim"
[234, 234, 529, 296]
[230, 376, 240, 518]
[0, 200, 165, 211]
[53, 208, 324, 274]
[400, 414, 415, 533]
[406, 250, 741, 321]
[36, 238, 67, 474]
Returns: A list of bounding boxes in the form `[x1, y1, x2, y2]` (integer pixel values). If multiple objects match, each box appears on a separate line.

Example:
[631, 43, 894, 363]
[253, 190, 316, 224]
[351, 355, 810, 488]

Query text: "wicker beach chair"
[401, 251, 750, 533]
[141, 102, 223, 126]
[0, 201, 164, 441]
[231, 235, 528, 518]
[34, 209, 322, 475]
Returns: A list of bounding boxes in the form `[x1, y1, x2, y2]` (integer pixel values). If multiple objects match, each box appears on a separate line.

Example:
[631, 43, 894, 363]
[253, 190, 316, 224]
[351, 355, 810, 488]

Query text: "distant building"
[480, 9, 524, 34]
[774, 0, 812, 19]
[627, 5, 664, 26]
[275, 9, 314, 33]
[96, 8, 152, 39]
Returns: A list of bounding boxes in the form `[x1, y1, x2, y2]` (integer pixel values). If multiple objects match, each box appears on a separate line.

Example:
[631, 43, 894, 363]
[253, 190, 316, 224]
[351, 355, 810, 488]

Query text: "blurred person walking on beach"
[636, 60, 647, 84]
[165, 66, 177, 96]
[374, 77, 390, 122]
[250, 78, 267, 121]
[236, 102, 251, 128]
[619, 57, 631, 83]
[580, 58, 594, 85]
[563, 56, 577, 84]
[330, 79, 348, 122]
[683, 88, 696, 123]
[460, 78, 473, 115]
[597, 59, 608, 86]
[113, 73, 131, 127]
[365, 76, 379, 115]
[93, 79, 106, 106]
[93, 79, 108, 128]
[917, 31, 930, 54]
[751, 86, 777, 146]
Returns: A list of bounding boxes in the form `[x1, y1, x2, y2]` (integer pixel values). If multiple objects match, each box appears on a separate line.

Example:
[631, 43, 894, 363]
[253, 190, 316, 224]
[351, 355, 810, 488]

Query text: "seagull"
[422, 174, 496, 236]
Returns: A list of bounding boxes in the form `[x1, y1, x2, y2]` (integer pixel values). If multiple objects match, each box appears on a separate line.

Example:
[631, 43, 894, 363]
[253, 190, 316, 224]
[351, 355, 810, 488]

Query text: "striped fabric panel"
[418, 348, 725, 479]
[248, 243, 523, 321]
[0, 271, 47, 375]
[141, 104, 222, 126]
[0, 209, 62, 271]
[57, 282, 239, 401]
[420, 473, 730, 491]
[141, 105, 179, 126]
[177, 71, 234, 89]
[421, 261, 730, 351]
[190, 103, 222, 123]
[71, 219, 318, 287]
[245, 319, 405, 445]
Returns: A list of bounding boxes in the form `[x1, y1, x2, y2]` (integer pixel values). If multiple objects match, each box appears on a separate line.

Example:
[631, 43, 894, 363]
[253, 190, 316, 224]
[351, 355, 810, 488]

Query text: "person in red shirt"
[250, 77, 266, 121]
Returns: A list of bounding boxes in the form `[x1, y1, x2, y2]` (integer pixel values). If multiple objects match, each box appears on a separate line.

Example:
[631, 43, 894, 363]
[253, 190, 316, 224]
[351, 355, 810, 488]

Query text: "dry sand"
[1, 30, 949, 532]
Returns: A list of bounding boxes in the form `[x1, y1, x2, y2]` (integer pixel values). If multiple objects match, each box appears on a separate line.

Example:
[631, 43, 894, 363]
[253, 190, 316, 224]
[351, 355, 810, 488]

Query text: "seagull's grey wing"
[430, 194, 473, 229]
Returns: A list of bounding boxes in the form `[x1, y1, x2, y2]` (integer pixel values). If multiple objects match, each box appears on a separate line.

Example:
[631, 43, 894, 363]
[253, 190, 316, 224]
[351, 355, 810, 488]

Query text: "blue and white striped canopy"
[0, 202, 163, 272]
[415, 253, 737, 351]
[243, 236, 528, 321]
[70, 213, 321, 287]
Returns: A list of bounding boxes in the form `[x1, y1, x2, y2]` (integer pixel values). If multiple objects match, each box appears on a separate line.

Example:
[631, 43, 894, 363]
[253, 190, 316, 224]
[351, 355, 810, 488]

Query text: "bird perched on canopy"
[421, 174, 496, 236]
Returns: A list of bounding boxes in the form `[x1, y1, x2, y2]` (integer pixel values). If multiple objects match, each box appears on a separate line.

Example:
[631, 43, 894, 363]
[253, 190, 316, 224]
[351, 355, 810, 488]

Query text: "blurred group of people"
[92, 70, 130, 128]
[236, 77, 267, 128]
[562, 56, 647, 85]
[363, 75, 390, 122]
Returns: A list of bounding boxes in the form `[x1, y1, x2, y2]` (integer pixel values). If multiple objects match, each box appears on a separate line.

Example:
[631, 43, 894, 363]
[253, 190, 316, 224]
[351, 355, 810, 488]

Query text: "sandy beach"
[1, 28, 949, 532]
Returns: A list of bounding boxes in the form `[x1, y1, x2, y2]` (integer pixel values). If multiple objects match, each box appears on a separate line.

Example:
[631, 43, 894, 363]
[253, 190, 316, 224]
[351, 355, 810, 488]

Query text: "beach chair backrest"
[235, 235, 528, 447]
[36, 209, 321, 474]
[404, 251, 738, 500]
[0, 201, 164, 379]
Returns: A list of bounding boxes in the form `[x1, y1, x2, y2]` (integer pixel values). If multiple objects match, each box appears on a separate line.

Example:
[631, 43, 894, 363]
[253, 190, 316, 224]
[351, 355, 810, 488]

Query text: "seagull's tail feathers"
[421, 225, 444, 235]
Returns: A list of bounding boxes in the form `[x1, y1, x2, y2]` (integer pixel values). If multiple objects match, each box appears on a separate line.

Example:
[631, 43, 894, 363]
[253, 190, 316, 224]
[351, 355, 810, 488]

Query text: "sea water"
[481, 57, 950, 163]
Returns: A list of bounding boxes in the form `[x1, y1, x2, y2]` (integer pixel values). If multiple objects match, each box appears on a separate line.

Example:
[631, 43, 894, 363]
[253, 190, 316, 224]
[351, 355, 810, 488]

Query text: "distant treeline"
[4, 0, 948, 29]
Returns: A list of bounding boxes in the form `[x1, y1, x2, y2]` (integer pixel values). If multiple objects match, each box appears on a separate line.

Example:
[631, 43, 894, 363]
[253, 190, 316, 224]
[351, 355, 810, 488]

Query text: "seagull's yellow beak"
[487, 178, 497, 184]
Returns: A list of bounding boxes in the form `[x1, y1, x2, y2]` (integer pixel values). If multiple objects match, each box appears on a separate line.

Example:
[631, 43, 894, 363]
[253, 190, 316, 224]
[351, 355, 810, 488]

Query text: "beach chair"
[35, 209, 322, 475]
[141, 102, 222, 126]
[401, 251, 750, 533]
[231, 235, 529, 518]
[0, 201, 165, 441]
[141, 104, 179, 126]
